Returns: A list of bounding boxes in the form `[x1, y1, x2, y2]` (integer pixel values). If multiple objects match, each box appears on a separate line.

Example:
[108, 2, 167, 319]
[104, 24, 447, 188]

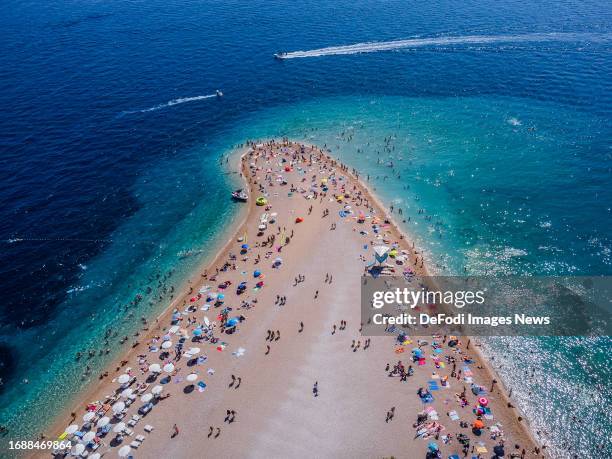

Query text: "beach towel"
[197, 381, 207, 392]
[428, 381, 440, 391]
[449, 410, 460, 421]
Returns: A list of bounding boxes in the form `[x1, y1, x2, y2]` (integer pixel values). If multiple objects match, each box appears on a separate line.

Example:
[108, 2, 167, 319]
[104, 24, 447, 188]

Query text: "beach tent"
[161, 340, 173, 349]
[118, 445, 131, 457]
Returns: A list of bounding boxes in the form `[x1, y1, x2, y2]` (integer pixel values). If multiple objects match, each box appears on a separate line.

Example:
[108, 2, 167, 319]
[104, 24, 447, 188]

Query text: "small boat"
[216, 90, 224, 97]
[231, 189, 248, 201]
[274, 52, 287, 60]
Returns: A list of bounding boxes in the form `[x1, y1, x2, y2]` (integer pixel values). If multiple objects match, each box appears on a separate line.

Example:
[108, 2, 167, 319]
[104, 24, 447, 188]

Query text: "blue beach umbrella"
[217, 293, 225, 300]
[428, 441, 438, 451]
[193, 328, 203, 336]
[241, 244, 248, 249]
[254, 270, 261, 277]
[226, 318, 239, 327]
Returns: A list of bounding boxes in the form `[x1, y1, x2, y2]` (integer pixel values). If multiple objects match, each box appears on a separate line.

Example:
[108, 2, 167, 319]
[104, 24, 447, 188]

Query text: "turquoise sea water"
[1, 0, 611, 457]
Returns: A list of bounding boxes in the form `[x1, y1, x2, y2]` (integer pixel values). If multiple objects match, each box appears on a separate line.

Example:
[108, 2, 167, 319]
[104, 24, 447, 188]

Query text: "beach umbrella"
[187, 347, 200, 356]
[494, 445, 505, 456]
[427, 441, 438, 452]
[82, 431, 96, 443]
[163, 363, 175, 373]
[186, 373, 198, 382]
[478, 397, 489, 407]
[117, 374, 130, 384]
[226, 318, 239, 327]
[148, 363, 161, 373]
[140, 393, 153, 403]
[96, 417, 110, 428]
[241, 243, 248, 249]
[253, 270, 261, 277]
[217, 293, 225, 300]
[161, 340, 173, 349]
[118, 445, 131, 457]
[473, 419, 484, 429]
[151, 385, 164, 395]
[89, 454, 101, 459]
[70, 443, 85, 456]
[112, 401, 125, 413]
[120, 388, 133, 398]
[113, 422, 126, 433]
[192, 328, 203, 336]
[82, 412, 95, 422]
[65, 424, 79, 435]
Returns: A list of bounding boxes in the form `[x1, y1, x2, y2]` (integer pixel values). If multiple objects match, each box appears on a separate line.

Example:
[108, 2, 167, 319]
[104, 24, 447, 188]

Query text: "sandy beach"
[39, 140, 542, 459]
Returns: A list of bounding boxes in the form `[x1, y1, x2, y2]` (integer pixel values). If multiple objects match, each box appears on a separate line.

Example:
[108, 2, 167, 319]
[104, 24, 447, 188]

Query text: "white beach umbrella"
[148, 363, 161, 373]
[163, 363, 175, 373]
[89, 454, 101, 459]
[70, 443, 85, 456]
[186, 373, 198, 382]
[118, 445, 131, 457]
[96, 416, 110, 428]
[161, 340, 173, 349]
[112, 401, 125, 413]
[151, 385, 163, 395]
[140, 393, 153, 403]
[187, 347, 200, 356]
[117, 374, 130, 384]
[82, 412, 95, 422]
[113, 422, 126, 433]
[120, 388, 133, 398]
[81, 431, 96, 443]
[65, 424, 79, 435]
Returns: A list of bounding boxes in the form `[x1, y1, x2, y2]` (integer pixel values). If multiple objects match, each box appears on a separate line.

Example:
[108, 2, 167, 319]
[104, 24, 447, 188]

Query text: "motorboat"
[274, 52, 287, 60]
[231, 189, 248, 201]
[216, 90, 224, 97]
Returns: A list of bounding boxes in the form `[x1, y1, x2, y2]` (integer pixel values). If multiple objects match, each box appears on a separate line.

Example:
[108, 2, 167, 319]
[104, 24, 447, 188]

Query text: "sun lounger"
[130, 441, 140, 448]
[144, 424, 154, 433]
[135, 435, 145, 442]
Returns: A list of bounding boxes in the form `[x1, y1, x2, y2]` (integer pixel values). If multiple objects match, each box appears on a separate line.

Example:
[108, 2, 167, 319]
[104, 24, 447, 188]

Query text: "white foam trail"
[278, 32, 609, 59]
[121, 94, 217, 115]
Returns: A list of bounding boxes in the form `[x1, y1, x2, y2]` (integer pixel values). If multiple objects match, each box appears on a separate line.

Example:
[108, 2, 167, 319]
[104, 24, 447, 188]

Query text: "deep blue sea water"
[0, 0, 611, 456]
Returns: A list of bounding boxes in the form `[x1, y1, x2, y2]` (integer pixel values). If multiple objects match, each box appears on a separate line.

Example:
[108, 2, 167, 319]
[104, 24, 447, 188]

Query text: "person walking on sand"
[313, 381, 319, 397]
[298, 321, 304, 333]
[171, 424, 179, 438]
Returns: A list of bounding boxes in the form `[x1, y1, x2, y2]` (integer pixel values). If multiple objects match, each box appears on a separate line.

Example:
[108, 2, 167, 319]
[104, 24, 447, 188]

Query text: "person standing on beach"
[171, 424, 179, 438]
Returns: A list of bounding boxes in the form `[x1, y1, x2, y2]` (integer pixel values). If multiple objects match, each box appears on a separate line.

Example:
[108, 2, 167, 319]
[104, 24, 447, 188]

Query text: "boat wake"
[278, 32, 609, 59]
[120, 94, 218, 116]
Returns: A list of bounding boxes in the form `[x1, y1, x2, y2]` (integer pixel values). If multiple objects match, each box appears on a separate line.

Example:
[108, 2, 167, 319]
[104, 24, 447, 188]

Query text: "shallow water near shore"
[1, 0, 611, 456]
